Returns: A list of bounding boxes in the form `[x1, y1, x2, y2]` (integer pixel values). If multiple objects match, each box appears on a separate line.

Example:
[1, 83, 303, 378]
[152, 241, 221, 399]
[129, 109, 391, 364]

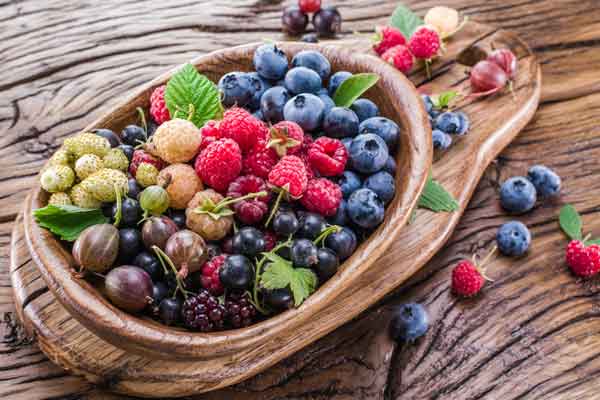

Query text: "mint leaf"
[33, 205, 109, 241]
[431, 91, 458, 109]
[333, 73, 379, 108]
[165, 63, 222, 128]
[418, 177, 459, 212]
[390, 4, 424, 39]
[559, 204, 583, 240]
[260, 257, 318, 307]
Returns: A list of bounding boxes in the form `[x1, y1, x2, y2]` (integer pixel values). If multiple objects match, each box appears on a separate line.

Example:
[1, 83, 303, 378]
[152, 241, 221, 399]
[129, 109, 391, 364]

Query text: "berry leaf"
[33, 205, 109, 242]
[418, 177, 459, 212]
[333, 73, 380, 108]
[431, 91, 459, 109]
[290, 268, 318, 306]
[164, 63, 223, 128]
[260, 255, 318, 307]
[559, 204, 583, 240]
[585, 238, 600, 246]
[390, 3, 424, 39]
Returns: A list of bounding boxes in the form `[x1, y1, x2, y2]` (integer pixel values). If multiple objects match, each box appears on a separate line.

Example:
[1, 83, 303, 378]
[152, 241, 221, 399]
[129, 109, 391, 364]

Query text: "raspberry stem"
[213, 191, 268, 213]
[473, 245, 497, 282]
[264, 189, 285, 227]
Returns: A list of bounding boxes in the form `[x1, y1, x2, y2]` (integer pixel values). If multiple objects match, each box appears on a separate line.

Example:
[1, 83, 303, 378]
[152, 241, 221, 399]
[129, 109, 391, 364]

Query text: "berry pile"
[37, 45, 401, 332]
[282, 0, 341, 41]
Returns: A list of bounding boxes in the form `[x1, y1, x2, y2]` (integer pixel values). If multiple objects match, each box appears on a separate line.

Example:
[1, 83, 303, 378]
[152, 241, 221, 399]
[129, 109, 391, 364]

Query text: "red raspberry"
[242, 145, 278, 180]
[200, 254, 227, 295]
[451, 260, 484, 297]
[129, 149, 165, 177]
[219, 107, 268, 153]
[308, 137, 348, 177]
[195, 138, 242, 193]
[149, 85, 170, 125]
[300, 178, 342, 217]
[263, 231, 276, 251]
[199, 120, 221, 151]
[298, 0, 321, 13]
[227, 175, 271, 225]
[566, 240, 600, 277]
[268, 155, 308, 199]
[373, 26, 407, 56]
[382, 44, 414, 73]
[268, 121, 304, 156]
[408, 26, 441, 59]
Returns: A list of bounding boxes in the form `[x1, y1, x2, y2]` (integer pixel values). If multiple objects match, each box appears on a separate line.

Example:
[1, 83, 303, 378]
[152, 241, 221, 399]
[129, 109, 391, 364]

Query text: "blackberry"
[224, 291, 257, 328]
[182, 289, 227, 332]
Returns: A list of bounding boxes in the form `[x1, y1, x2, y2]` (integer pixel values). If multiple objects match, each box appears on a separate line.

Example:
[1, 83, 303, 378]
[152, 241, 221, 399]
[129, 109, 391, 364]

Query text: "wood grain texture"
[3, 0, 600, 399]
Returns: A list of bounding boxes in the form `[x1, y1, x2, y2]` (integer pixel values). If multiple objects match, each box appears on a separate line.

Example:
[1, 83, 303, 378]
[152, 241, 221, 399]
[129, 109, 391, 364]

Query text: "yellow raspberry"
[74, 154, 104, 180]
[136, 163, 159, 188]
[64, 132, 111, 158]
[424, 6, 460, 38]
[40, 165, 75, 193]
[80, 168, 128, 202]
[69, 184, 102, 209]
[147, 118, 202, 163]
[48, 192, 72, 206]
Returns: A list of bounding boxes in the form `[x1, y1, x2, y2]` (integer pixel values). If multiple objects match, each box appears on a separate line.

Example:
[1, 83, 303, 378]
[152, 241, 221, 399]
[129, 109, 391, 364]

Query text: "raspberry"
[424, 6, 460, 38]
[40, 165, 75, 193]
[451, 260, 484, 297]
[408, 26, 441, 59]
[200, 254, 227, 295]
[268, 121, 304, 156]
[263, 230, 276, 251]
[224, 291, 257, 328]
[199, 120, 221, 151]
[149, 85, 170, 125]
[182, 289, 227, 332]
[242, 145, 279, 180]
[373, 26, 407, 56]
[157, 163, 203, 209]
[74, 154, 103, 180]
[300, 178, 342, 217]
[566, 240, 600, 277]
[382, 44, 414, 73]
[227, 175, 271, 225]
[298, 0, 321, 13]
[307, 137, 348, 177]
[129, 149, 165, 177]
[195, 138, 242, 193]
[63, 133, 111, 158]
[219, 107, 268, 153]
[148, 118, 202, 163]
[268, 155, 308, 199]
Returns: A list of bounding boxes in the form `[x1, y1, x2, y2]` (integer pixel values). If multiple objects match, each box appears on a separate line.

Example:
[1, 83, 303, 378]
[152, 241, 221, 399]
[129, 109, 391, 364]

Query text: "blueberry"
[167, 209, 187, 229]
[329, 199, 349, 226]
[435, 112, 461, 134]
[341, 137, 353, 153]
[349, 133, 389, 174]
[253, 109, 264, 121]
[219, 255, 254, 290]
[231, 227, 265, 257]
[127, 178, 141, 200]
[218, 72, 253, 108]
[527, 165, 561, 197]
[158, 297, 182, 325]
[284, 67, 322, 95]
[456, 111, 470, 135]
[272, 210, 300, 237]
[283, 93, 325, 131]
[500, 176, 537, 214]
[351, 99, 380, 122]
[113, 197, 142, 227]
[432, 129, 452, 150]
[313, 6, 342, 38]
[383, 156, 396, 175]
[282, 6, 309, 36]
[253, 44, 289, 81]
[291, 50, 331, 81]
[325, 227, 357, 260]
[364, 171, 396, 204]
[117, 228, 142, 264]
[338, 170, 362, 198]
[496, 221, 531, 257]
[317, 93, 336, 115]
[121, 125, 147, 146]
[291, 239, 319, 268]
[389, 303, 429, 342]
[328, 71, 352, 96]
[133, 251, 163, 282]
[358, 117, 400, 150]
[264, 287, 294, 310]
[119, 144, 135, 162]
[248, 72, 271, 110]
[260, 86, 290, 123]
[93, 129, 120, 147]
[297, 212, 326, 240]
[301, 33, 319, 43]
[322, 107, 359, 138]
[347, 188, 385, 229]
[422, 95, 434, 115]
[314, 247, 339, 283]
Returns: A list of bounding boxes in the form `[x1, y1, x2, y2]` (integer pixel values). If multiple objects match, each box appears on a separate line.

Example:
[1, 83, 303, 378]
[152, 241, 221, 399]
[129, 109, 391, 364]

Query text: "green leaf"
[585, 238, 600, 246]
[390, 3, 424, 39]
[431, 91, 459, 109]
[333, 73, 380, 108]
[559, 204, 583, 240]
[33, 205, 109, 241]
[259, 258, 318, 307]
[260, 258, 295, 290]
[290, 268, 318, 306]
[417, 177, 459, 212]
[165, 63, 223, 128]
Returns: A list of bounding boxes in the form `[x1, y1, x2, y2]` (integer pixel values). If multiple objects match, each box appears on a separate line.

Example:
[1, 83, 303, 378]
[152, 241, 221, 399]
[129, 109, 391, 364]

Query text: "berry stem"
[136, 107, 148, 138]
[152, 246, 190, 299]
[313, 225, 341, 246]
[264, 189, 285, 228]
[113, 184, 122, 228]
[213, 191, 268, 213]
[477, 245, 497, 282]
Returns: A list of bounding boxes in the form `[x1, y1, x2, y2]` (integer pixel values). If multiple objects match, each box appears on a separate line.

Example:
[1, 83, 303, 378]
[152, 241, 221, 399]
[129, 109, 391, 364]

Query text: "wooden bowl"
[24, 42, 431, 359]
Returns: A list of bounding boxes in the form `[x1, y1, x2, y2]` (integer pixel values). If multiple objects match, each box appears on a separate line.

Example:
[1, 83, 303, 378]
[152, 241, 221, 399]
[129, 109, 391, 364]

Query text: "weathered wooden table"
[2, 1, 600, 399]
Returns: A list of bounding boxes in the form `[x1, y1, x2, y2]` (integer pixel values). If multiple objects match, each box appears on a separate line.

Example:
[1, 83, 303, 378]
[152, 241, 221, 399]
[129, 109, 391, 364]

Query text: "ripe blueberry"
[351, 98, 380, 122]
[347, 188, 385, 229]
[283, 93, 325, 131]
[349, 133, 389, 174]
[500, 176, 537, 214]
[358, 117, 400, 150]
[218, 72, 253, 108]
[527, 165, 561, 197]
[323, 107, 360, 138]
[284, 66, 322, 94]
[291, 50, 331, 81]
[496, 221, 531, 257]
[253, 44, 289, 81]
[389, 303, 429, 342]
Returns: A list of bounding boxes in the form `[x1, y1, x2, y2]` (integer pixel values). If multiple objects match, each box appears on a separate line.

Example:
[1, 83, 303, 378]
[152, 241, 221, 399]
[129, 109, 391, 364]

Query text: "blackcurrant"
[314, 247, 339, 283]
[117, 228, 143, 264]
[264, 288, 294, 311]
[282, 6, 308, 36]
[159, 297, 182, 326]
[272, 210, 300, 237]
[297, 212, 326, 240]
[92, 128, 121, 147]
[133, 251, 164, 282]
[121, 125, 147, 146]
[325, 227, 357, 261]
[231, 227, 265, 257]
[219, 255, 254, 290]
[113, 197, 142, 228]
[313, 6, 341, 38]
[291, 239, 318, 268]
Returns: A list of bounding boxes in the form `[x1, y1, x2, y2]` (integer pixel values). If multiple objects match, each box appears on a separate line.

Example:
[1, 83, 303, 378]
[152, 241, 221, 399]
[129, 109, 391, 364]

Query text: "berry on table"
[349, 133, 389, 174]
[149, 85, 170, 125]
[312, 6, 342, 37]
[200, 254, 227, 295]
[527, 165, 561, 197]
[389, 303, 429, 342]
[182, 289, 227, 331]
[347, 188, 385, 229]
[358, 117, 400, 150]
[451, 247, 497, 297]
[195, 138, 242, 193]
[455, 111, 470, 136]
[372, 26, 407, 56]
[308, 136, 348, 176]
[364, 171, 396, 205]
[350, 98, 380, 123]
[424, 6, 460, 38]
[298, 0, 321, 14]
[282, 6, 309, 36]
[301, 33, 319, 43]
[218, 71, 254, 108]
[566, 240, 600, 278]
[291, 50, 331, 81]
[260, 86, 290, 124]
[227, 175, 270, 225]
[157, 163, 203, 209]
[500, 176, 537, 214]
[323, 107, 360, 138]
[435, 112, 461, 134]
[382, 44, 414, 73]
[408, 25, 441, 59]
[219, 107, 268, 153]
[219, 254, 255, 290]
[146, 118, 202, 164]
[285, 66, 322, 95]
[432, 129, 452, 150]
[328, 71, 352, 96]
[496, 221, 531, 257]
[338, 170, 362, 198]
[300, 178, 342, 217]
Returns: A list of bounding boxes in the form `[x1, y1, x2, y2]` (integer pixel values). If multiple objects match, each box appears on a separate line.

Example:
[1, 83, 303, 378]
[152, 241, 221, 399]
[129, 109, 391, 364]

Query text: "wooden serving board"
[10, 21, 540, 397]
